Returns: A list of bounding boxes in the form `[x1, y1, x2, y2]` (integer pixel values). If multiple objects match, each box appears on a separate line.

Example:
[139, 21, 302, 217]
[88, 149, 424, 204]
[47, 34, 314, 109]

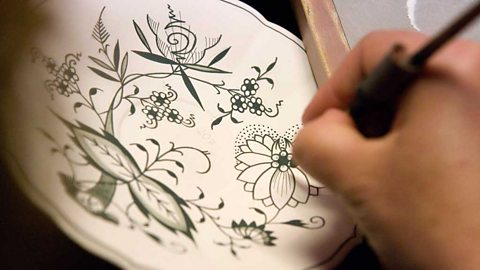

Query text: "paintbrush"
[349, 0, 480, 137]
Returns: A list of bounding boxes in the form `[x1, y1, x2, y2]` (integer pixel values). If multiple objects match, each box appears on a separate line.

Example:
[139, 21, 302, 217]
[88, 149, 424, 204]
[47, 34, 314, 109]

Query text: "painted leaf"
[147, 138, 159, 146]
[132, 143, 147, 152]
[129, 103, 136, 115]
[89, 88, 101, 96]
[175, 161, 184, 171]
[265, 78, 274, 88]
[230, 116, 242, 124]
[73, 102, 84, 112]
[120, 53, 128, 79]
[166, 170, 177, 180]
[282, 219, 307, 228]
[129, 175, 195, 238]
[183, 63, 230, 73]
[211, 116, 223, 129]
[145, 232, 163, 244]
[88, 173, 117, 207]
[105, 108, 114, 134]
[198, 189, 205, 199]
[59, 173, 118, 224]
[252, 207, 266, 216]
[252, 66, 261, 74]
[38, 129, 56, 143]
[133, 20, 152, 52]
[92, 8, 110, 44]
[208, 46, 230, 66]
[217, 104, 226, 113]
[218, 199, 225, 209]
[265, 57, 278, 73]
[179, 66, 204, 110]
[133, 51, 177, 65]
[89, 56, 114, 71]
[58, 118, 142, 181]
[88, 66, 119, 82]
[133, 85, 140, 95]
[113, 40, 120, 69]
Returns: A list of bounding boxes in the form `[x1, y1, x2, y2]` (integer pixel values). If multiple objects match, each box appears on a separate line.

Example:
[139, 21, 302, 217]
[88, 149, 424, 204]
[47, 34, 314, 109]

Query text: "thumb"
[293, 108, 379, 196]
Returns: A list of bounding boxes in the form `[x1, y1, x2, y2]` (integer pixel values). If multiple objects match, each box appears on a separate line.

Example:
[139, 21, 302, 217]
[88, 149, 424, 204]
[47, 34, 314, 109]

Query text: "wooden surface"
[292, 0, 350, 84]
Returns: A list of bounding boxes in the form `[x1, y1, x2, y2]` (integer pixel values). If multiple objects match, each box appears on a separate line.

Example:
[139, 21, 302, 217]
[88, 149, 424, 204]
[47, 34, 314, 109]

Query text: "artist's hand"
[294, 31, 480, 269]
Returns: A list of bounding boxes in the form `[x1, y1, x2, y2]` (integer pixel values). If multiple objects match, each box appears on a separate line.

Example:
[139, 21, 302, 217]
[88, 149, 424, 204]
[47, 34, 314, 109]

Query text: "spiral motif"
[165, 24, 197, 57]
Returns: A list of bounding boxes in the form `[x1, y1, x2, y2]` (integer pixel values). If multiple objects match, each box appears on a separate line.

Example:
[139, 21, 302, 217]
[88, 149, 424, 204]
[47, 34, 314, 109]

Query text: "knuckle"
[431, 40, 480, 85]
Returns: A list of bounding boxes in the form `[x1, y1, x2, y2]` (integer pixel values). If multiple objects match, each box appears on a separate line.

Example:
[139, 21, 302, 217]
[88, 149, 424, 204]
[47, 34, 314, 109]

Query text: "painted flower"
[147, 9, 221, 65]
[163, 108, 183, 124]
[45, 58, 57, 74]
[59, 63, 79, 84]
[235, 135, 318, 209]
[231, 94, 248, 113]
[150, 91, 171, 107]
[34, 51, 81, 98]
[247, 97, 265, 116]
[142, 105, 162, 121]
[231, 220, 275, 246]
[240, 78, 259, 97]
[53, 78, 74, 97]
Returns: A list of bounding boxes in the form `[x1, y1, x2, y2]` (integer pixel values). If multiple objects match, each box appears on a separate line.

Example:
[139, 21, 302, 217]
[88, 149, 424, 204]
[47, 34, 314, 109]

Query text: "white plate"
[3, 0, 359, 269]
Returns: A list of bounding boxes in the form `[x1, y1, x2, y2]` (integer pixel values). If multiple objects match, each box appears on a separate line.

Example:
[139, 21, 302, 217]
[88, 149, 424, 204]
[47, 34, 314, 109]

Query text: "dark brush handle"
[349, 45, 419, 137]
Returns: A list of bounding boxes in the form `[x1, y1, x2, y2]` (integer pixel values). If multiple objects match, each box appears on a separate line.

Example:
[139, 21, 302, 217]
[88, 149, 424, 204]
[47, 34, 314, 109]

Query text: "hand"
[293, 31, 480, 269]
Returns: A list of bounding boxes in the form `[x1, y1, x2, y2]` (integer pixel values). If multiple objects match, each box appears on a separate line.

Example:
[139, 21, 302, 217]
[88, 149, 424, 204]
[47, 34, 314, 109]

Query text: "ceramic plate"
[3, 0, 359, 269]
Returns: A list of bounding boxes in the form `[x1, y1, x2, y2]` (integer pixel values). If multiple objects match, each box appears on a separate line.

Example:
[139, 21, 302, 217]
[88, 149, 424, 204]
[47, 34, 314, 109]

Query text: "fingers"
[296, 30, 480, 196]
[294, 108, 380, 194]
[425, 38, 480, 91]
[302, 31, 428, 123]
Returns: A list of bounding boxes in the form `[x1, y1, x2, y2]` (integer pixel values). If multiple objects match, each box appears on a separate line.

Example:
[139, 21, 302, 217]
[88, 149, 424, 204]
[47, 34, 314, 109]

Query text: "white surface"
[2, 0, 358, 269]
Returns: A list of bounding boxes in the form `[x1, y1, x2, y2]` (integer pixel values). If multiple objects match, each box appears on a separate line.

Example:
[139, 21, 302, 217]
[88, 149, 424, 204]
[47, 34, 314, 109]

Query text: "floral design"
[164, 108, 183, 123]
[128, 6, 283, 127]
[151, 91, 171, 107]
[133, 5, 231, 110]
[231, 94, 248, 113]
[32, 5, 328, 261]
[142, 105, 162, 121]
[235, 127, 321, 210]
[211, 58, 283, 129]
[32, 50, 81, 98]
[240, 78, 259, 97]
[247, 97, 265, 116]
[125, 84, 195, 128]
[231, 220, 276, 246]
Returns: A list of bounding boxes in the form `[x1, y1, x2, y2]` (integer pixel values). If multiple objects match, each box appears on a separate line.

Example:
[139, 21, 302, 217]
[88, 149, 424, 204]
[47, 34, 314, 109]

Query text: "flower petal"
[288, 199, 298, 208]
[310, 186, 320, 196]
[270, 169, 295, 209]
[237, 163, 271, 183]
[291, 168, 310, 204]
[262, 135, 274, 149]
[284, 138, 293, 153]
[253, 167, 276, 199]
[236, 152, 270, 166]
[235, 162, 248, 171]
[262, 198, 273, 207]
[247, 139, 271, 155]
[244, 183, 254, 192]
[239, 145, 251, 153]
[272, 140, 282, 155]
